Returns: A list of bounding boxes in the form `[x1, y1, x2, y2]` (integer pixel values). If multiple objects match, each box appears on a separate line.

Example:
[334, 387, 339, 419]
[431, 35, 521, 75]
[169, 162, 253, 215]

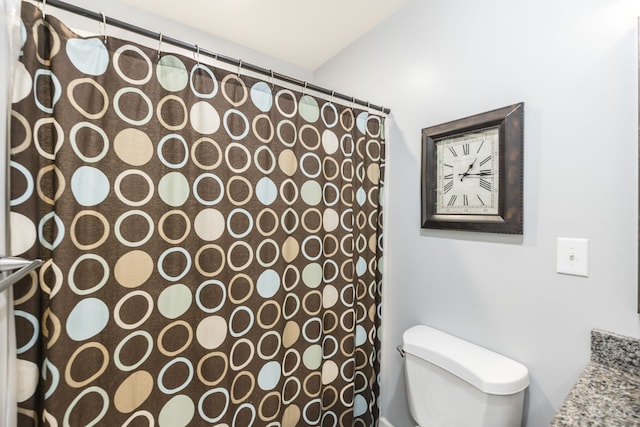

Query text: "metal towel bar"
[0, 256, 43, 294]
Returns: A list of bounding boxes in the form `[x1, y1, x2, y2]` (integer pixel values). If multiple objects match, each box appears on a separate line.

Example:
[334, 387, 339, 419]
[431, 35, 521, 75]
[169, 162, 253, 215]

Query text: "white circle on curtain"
[113, 87, 153, 126]
[252, 114, 275, 145]
[14, 311, 38, 354]
[299, 153, 321, 178]
[158, 284, 193, 319]
[112, 44, 152, 85]
[276, 119, 297, 147]
[275, 89, 298, 118]
[114, 291, 153, 330]
[302, 263, 322, 288]
[256, 177, 277, 205]
[321, 102, 338, 128]
[191, 137, 222, 170]
[158, 247, 192, 281]
[190, 63, 218, 99]
[12, 62, 32, 103]
[193, 173, 224, 206]
[33, 69, 61, 113]
[115, 210, 154, 247]
[68, 254, 109, 295]
[224, 142, 251, 173]
[33, 117, 63, 160]
[196, 316, 227, 349]
[257, 269, 280, 298]
[69, 122, 109, 163]
[323, 209, 339, 233]
[229, 306, 254, 337]
[341, 134, 354, 156]
[158, 357, 194, 394]
[196, 280, 226, 314]
[340, 108, 355, 131]
[10, 111, 31, 155]
[299, 95, 319, 122]
[227, 208, 254, 238]
[280, 208, 299, 234]
[190, 101, 220, 135]
[114, 170, 154, 207]
[367, 115, 382, 137]
[323, 183, 340, 207]
[321, 412, 338, 427]
[258, 361, 281, 391]
[158, 395, 195, 427]
[221, 73, 248, 106]
[258, 331, 281, 360]
[157, 95, 188, 131]
[282, 293, 300, 320]
[157, 55, 188, 92]
[302, 318, 322, 343]
[66, 38, 109, 76]
[38, 212, 64, 250]
[301, 181, 322, 206]
[32, 20, 61, 65]
[67, 78, 109, 120]
[323, 335, 339, 359]
[340, 209, 354, 232]
[301, 236, 322, 261]
[257, 239, 279, 268]
[122, 411, 154, 427]
[71, 166, 111, 206]
[194, 208, 225, 241]
[9, 161, 33, 207]
[366, 139, 382, 162]
[322, 129, 339, 154]
[299, 124, 321, 150]
[198, 388, 229, 423]
[223, 109, 250, 140]
[323, 260, 339, 283]
[251, 81, 273, 112]
[302, 399, 322, 426]
[282, 377, 301, 404]
[254, 146, 277, 175]
[114, 330, 153, 371]
[66, 298, 109, 341]
[282, 265, 300, 291]
[357, 111, 368, 134]
[233, 404, 257, 427]
[63, 387, 109, 427]
[159, 172, 190, 207]
[158, 134, 189, 168]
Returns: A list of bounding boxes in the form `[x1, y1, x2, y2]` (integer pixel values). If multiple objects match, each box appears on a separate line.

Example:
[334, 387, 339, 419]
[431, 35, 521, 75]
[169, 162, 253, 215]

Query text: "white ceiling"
[120, 0, 412, 70]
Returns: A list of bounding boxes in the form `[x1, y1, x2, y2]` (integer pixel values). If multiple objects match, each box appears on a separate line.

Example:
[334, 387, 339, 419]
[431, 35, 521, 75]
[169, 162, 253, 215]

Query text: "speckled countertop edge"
[550, 329, 640, 427]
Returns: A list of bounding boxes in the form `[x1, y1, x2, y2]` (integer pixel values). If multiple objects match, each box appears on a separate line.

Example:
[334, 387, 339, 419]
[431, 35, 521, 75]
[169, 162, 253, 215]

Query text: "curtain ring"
[330, 90, 335, 105]
[157, 33, 163, 60]
[237, 59, 243, 77]
[41, 0, 46, 19]
[269, 70, 275, 88]
[100, 12, 108, 44]
[303, 81, 308, 96]
[195, 44, 200, 65]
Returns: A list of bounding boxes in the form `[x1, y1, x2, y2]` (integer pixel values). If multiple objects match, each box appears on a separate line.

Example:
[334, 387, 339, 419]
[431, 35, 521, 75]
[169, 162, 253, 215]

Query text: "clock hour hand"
[463, 171, 493, 177]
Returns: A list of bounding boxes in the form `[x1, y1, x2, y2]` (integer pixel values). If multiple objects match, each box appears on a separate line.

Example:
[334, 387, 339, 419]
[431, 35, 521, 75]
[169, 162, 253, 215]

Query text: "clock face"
[435, 127, 500, 215]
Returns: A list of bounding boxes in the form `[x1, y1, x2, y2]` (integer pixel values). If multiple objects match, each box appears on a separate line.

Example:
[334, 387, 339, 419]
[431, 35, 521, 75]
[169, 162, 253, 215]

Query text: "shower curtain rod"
[34, 0, 391, 115]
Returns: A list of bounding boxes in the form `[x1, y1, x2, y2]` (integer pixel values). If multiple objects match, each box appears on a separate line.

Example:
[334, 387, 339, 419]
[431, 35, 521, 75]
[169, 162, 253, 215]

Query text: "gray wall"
[315, 0, 640, 426]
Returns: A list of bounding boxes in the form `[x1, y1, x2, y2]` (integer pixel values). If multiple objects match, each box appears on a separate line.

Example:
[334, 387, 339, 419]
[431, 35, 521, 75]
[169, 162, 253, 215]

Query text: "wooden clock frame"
[421, 102, 524, 234]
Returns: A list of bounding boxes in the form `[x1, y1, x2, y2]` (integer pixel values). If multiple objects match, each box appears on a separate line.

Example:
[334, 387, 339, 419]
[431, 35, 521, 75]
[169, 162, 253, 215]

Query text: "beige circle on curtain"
[197, 352, 228, 386]
[299, 124, 321, 151]
[228, 274, 254, 304]
[10, 111, 31, 155]
[256, 208, 279, 237]
[39, 259, 63, 298]
[158, 210, 191, 245]
[230, 371, 255, 404]
[36, 165, 65, 205]
[191, 137, 222, 170]
[67, 78, 110, 120]
[158, 320, 193, 357]
[32, 20, 60, 65]
[194, 244, 225, 277]
[322, 157, 340, 181]
[70, 210, 109, 250]
[221, 74, 248, 106]
[282, 404, 301, 427]
[256, 300, 281, 329]
[278, 149, 297, 176]
[340, 108, 355, 131]
[252, 114, 274, 143]
[322, 311, 339, 335]
[64, 342, 110, 388]
[281, 236, 299, 263]
[114, 250, 154, 288]
[226, 176, 253, 206]
[14, 271, 38, 305]
[157, 95, 188, 131]
[303, 372, 322, 397]
[114, 371, 154, 414]
[114, 128, 154, 166]
[42, 308, 61, 349]
[258, 392, 281, 422]
[282, 321, 300, 348]
[33, 117, 63, 160]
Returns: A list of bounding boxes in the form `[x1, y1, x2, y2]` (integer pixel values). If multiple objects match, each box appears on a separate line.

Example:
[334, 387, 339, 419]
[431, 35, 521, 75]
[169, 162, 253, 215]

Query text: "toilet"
[402, 325, 529, 427]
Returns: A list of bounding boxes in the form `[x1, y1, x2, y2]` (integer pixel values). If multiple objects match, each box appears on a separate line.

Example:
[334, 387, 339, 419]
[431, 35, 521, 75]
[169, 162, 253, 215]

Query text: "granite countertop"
[550, 329, 640, 426]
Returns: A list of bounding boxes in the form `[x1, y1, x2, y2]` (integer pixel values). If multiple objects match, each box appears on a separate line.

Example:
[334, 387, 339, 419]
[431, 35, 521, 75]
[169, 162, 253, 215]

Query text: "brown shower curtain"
[9, 2, 385, 426]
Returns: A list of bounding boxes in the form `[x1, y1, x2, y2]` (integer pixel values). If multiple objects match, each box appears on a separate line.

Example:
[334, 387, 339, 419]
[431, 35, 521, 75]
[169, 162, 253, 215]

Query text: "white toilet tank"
[402, 325, 529, 427]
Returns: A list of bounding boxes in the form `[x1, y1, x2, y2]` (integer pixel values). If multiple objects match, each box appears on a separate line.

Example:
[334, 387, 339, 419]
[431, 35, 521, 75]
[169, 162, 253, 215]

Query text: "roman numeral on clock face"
[443, 180, 453, 194]
[447, 195, 457, 206]
[463, 144, 470, 155]
[463, 195, 468, 206]
[448, 146, 458, 157]
[480, 178, 492, 191]
[479, 155, 492, 167]
[477, 195, 485, 205]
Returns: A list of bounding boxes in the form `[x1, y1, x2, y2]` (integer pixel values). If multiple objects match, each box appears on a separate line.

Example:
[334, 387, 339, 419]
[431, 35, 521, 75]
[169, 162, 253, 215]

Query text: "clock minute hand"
[459, 159, 477, 181]
[464, 171, 493, 177]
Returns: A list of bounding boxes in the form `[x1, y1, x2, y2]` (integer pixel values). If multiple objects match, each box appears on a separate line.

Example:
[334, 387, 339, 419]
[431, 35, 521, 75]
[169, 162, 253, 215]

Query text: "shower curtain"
[9, 2, 385, 426]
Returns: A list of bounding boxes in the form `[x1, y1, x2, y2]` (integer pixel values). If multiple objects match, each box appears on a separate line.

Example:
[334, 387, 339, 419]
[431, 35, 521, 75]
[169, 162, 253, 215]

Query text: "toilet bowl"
[402, 325, 529, 427]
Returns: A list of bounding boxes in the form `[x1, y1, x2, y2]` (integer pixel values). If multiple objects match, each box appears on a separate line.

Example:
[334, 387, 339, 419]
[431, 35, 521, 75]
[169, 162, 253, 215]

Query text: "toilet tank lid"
[402, 325, 529, 395]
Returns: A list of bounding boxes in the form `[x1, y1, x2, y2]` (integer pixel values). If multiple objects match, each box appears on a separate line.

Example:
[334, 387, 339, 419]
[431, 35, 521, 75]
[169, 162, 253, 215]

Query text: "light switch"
[557, 238, 589, 277]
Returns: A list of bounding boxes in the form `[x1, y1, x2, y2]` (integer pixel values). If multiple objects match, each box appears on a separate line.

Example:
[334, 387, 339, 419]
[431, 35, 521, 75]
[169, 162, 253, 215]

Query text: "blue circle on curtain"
[356, 111, 368, 134]
[33, 69, 61, 113]
[9, 161, 33, 206]
[158, 247, 192, 281]
[66, 298, 110, 341]
[157, 134, 189, 169]
[71, 166, 110, 206]
[38, 212, 65, 250]
[356, 325, 367, 347]
[43, 358, 60, 399]
[257, 270, 280, 298]
[356, 187, 367, 206]
[356, 256, 367, 277]
[354, 394, 368, 417]
[158, 357, 194, 394]
[193, 173, 224, 206]
[223, 109, 250, 140]
[256, 177, 278, 205]
[14, 311, 39, 354]
[299, 95, 319, 123]
[190, 63, 218, 99]
[158, 172, 190, 207]
[257, 361, 281, 390]
[198, 388, 229, 423]
[250, 82, 273, 112]
[66, 38, 109, 76]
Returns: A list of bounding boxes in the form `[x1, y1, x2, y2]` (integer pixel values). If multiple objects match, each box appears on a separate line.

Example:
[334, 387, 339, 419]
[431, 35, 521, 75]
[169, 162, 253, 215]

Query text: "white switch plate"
[557, 238, 589, 277]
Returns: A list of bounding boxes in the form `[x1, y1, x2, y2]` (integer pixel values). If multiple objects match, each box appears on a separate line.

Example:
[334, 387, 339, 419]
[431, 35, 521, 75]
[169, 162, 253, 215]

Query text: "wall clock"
[421, 102, 524, 234]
